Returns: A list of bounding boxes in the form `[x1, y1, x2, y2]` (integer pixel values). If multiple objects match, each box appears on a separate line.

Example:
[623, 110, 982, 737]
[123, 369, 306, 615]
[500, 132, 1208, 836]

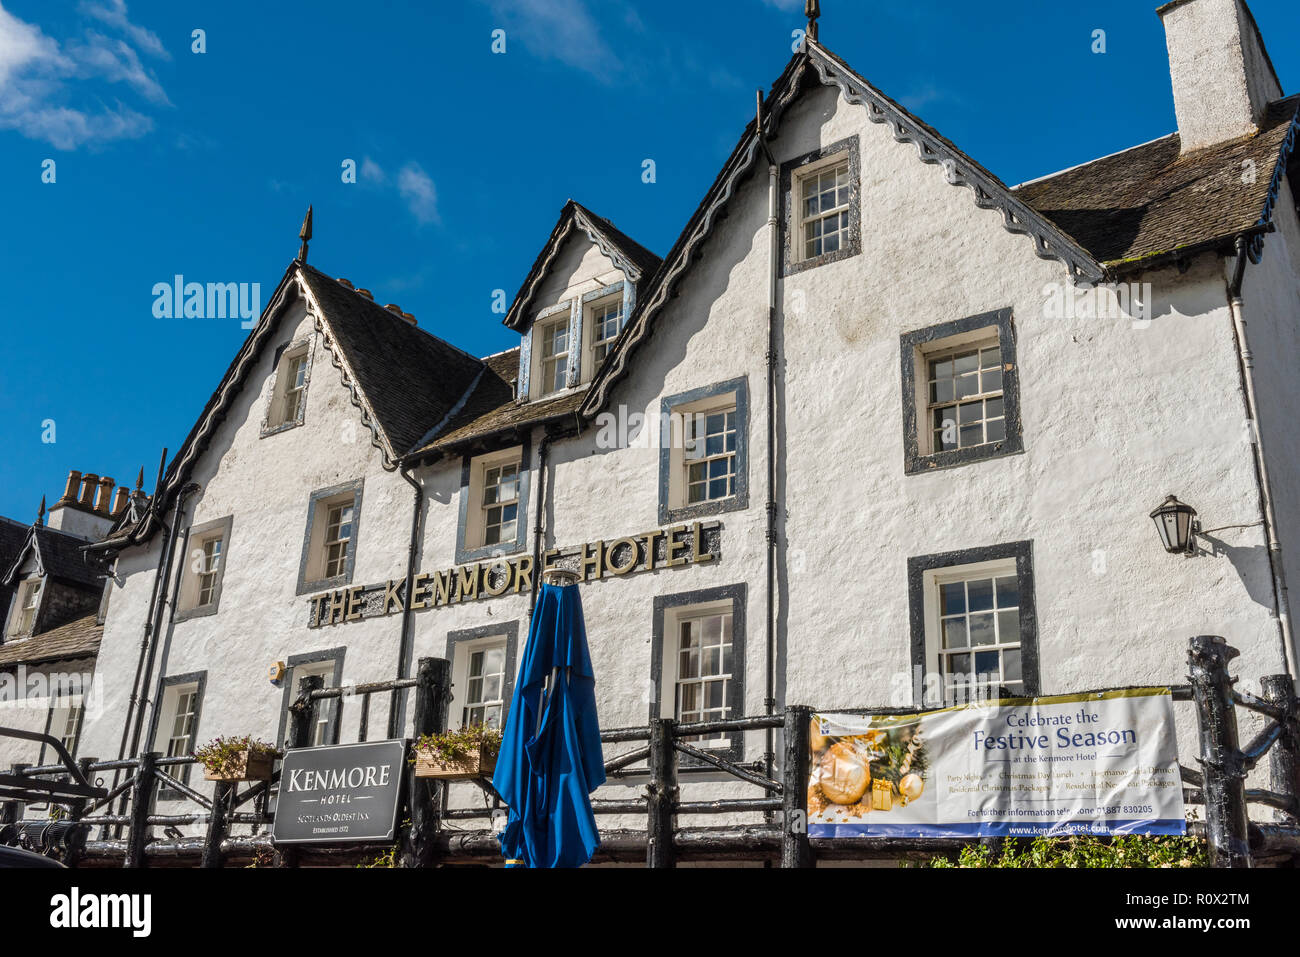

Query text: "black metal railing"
[3, 635, 1299, 867]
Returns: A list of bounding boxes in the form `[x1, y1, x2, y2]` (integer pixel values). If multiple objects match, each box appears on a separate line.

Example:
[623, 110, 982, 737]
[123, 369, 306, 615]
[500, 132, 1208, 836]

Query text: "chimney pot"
[112, 486, 130, 517]
[79, 473, 99, 508]
[59, 470, 82, 504]
[96, 476, 115, 516]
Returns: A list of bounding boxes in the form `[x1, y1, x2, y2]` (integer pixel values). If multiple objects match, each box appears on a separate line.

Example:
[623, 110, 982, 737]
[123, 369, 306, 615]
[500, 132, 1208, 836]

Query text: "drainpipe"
[126, 480, 199, 760]
[758, 92, 781, 790]
[389, 464, 425, 738]
[530, 432, 552, 617]
[114, 448, 170, 765]
[1227, 235, 1297, 682]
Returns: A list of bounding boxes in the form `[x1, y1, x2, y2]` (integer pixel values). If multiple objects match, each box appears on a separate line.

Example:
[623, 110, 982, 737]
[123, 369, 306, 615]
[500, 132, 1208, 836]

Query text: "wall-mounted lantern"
[1150, 495, 1199, 556]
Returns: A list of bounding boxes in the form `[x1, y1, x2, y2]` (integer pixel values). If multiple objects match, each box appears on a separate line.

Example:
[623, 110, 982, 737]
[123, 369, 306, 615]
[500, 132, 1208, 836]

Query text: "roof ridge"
[1011, 132, 1180, 190]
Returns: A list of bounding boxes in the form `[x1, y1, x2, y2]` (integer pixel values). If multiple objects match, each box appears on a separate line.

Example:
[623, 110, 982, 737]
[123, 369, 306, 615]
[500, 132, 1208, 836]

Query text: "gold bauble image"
[899, 772, 924, 802]
[818, 742, 870, 805]
[809, 718, 828, 753]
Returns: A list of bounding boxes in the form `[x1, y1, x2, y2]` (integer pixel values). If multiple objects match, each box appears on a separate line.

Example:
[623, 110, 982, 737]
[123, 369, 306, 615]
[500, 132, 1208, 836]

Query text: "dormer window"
[591, 300, 623, 365]
[8, 578, 41, 637]
[538, 317, 569, 395]
[263, 338, 313, 435]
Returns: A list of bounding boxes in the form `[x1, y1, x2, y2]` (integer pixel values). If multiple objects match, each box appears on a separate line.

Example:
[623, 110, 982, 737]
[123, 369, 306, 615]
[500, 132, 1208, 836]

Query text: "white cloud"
[360, 156, 385, 185]
[79, 0, 168, 60]
[481, 0, 616, 79]
[0, 1, 168, 149]
[397, 162, 439, 224]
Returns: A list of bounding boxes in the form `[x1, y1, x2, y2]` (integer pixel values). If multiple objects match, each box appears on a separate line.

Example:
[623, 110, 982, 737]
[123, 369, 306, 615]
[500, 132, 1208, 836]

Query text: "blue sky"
[0, 0, 1295, 522]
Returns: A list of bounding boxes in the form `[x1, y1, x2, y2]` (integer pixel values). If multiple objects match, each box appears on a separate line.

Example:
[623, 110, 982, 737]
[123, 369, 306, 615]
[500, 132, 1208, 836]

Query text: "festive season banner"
[809, 688, 1184, 838]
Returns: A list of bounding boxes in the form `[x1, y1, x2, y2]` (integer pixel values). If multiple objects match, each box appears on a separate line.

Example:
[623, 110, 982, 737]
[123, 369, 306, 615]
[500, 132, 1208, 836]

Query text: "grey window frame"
[658, 377, 750, 525]
[152, 670, 207, 800]
[900, 307, 1023, 474]
[446, 621, 520, 730]
[175, 514, 234, 622]
[907, 541, 1039, 708]
[455, 436, 532, 564]
[297, 480, 364, 596]
[780, 135, 862, 276]
[261, 336, 315, 437]
[276, 648, 346, 748]
[650, 583, 747, 765]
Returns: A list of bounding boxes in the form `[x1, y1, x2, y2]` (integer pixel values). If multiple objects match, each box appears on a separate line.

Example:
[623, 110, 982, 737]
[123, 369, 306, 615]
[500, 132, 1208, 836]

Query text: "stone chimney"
[95, 476, 116, 516]
[78, 473, 99, 508]
[1158, 0, 1283, 153]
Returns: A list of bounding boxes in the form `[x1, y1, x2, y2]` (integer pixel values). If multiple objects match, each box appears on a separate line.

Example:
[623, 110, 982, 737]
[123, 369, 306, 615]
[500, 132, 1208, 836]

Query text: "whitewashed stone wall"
[61, 81, 1300, 835]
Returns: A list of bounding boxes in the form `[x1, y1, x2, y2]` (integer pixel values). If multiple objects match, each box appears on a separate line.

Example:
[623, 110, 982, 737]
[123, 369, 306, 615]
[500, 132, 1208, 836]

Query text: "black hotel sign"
[272, 740, 406, 845]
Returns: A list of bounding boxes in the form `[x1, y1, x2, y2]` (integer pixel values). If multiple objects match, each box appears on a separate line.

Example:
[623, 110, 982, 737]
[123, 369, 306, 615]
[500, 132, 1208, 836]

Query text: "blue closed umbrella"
[493, 579, 605, 867]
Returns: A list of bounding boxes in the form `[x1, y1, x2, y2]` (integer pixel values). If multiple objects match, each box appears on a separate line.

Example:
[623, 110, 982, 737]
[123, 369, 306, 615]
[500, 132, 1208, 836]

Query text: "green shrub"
[928, 835, 1208, 868]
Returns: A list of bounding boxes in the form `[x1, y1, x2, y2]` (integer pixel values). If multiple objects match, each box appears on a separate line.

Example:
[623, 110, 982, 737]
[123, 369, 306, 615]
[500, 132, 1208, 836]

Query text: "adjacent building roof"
[0, 517, 28, 577]
[2, 525, 112, 589]
[0, 614, 100, 668]
[1015, 94, 1300, 273]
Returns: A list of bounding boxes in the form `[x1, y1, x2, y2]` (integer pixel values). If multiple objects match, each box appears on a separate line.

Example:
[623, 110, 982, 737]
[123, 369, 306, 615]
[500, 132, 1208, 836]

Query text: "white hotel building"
[4, 0, 1299, 835]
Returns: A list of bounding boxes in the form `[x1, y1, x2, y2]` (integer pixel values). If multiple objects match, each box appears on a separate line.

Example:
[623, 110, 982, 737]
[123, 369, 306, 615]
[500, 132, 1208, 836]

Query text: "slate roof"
[3, 525, 111, 589]
[0, 518, 28, 577]
[573, 202, 663, 279]
[504, 201, 664, 331]
[0, 614, 100, 668]
[405, 348, 586, 459]
[1014, 94, 1300, 272]
[298, 265, 485, 456]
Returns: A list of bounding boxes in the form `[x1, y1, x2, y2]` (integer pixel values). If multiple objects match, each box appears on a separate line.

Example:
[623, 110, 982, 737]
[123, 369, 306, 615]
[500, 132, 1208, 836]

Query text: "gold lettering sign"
[308, 521, 720, 627]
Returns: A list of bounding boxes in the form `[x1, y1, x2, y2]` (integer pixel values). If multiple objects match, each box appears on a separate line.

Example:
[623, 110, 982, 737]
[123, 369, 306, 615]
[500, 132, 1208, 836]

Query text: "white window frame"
[8, 577, 42, 636]
[536, 315, 570, 396]
[921, 557, 1024, 706]
[463, 447, 524, 554]
[451, 636, 509, 730]
[585, 294, 624, 371]
[481, 462, 521, 548]
[659, 599, 735, 749]
[794, 154, 852, 264]
[921, 329, 1005, 456]
[156, 680, 201, 789]
[666, 391, 740, 513]
[177, 516, 232, 619]
[323, 502, 354, 580]
[266, 341, 312, 431]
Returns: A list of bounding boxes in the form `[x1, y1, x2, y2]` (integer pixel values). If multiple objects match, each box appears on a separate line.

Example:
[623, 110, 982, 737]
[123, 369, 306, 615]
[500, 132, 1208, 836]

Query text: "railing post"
[646, 717, 677, 869]
[123, 751, 157, 869]
[62, 756, 97, 867]
[782, 706, 814, 868]
[1261, 674, 1300, 823]
[201, 779, 234, 869]
[275, 674, 323, 868]
[400, 657, 450, 868]
[1188, 636, 1251, 868]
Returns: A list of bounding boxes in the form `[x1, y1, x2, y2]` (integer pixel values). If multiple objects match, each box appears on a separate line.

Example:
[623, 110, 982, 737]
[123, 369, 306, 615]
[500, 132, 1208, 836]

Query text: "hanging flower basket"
[196, 736, 280, 782]
[412, 725, 502, 780]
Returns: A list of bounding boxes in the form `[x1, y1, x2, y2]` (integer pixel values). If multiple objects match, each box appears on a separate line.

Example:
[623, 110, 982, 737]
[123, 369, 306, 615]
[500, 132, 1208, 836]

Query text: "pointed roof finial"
[135, 466, 145, 491]
[805, 0, 820, 42]
[298, 205, 313, 263]
[36, 495, 46, 527]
